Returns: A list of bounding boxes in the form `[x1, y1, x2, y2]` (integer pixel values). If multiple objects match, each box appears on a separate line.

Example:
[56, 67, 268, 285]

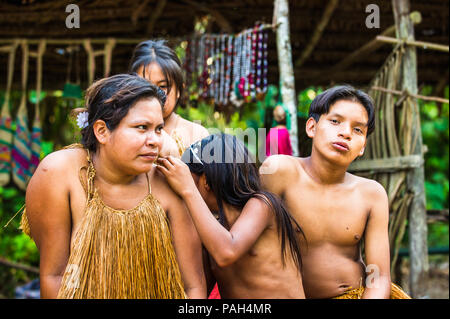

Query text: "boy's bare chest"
[284, 184, 369, 245]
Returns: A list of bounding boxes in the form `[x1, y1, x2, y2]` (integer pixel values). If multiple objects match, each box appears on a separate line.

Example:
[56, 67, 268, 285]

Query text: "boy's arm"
[362, 181, 391, 299]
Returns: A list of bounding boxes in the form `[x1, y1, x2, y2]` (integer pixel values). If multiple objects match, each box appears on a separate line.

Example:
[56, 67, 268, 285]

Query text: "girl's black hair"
[81, 73, 166, 153]
[181, 133, 306, 272]
[128, 40, 184, 109]
[308, 85, 375, 136]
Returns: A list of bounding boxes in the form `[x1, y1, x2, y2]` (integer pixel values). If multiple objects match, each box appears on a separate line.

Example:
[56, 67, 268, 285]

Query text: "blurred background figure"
[266, 105, 292, 156]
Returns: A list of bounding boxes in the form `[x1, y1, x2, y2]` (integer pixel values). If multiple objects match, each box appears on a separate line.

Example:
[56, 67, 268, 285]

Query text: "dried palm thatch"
[356, 44, 420, 281]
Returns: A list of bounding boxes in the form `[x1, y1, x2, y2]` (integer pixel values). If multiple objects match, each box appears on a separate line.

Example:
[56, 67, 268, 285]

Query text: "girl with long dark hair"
[157, 133, 306, 298]
[129, 40, 209, 156]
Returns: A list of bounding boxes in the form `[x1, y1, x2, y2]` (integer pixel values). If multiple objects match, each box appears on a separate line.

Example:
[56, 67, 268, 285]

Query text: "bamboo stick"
[372, 86, 450, 104]
[0, 257, 39, 274]
[325, 11, 421, 77]
[295, 0, 339, 68]
[376, 35, 449, 53]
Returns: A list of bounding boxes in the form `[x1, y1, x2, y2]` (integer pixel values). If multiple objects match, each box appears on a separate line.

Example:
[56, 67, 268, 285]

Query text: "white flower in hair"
[76, 111, 89, 129]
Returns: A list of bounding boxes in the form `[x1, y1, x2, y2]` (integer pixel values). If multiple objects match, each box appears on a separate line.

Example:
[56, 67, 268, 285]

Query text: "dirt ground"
[398, 255, 449, 299]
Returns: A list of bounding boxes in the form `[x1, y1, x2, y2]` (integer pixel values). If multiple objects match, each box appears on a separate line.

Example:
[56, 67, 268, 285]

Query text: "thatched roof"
[0, 0, 448, 92]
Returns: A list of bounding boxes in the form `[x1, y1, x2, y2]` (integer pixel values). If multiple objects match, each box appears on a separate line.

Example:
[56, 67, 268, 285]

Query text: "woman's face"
[102, 97, 164, 175]
[137, 62, 179, 120]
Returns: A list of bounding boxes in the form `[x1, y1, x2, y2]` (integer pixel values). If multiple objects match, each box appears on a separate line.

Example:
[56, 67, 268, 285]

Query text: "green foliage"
[297, 86, 323, 118]
[419, 85, 449, 210]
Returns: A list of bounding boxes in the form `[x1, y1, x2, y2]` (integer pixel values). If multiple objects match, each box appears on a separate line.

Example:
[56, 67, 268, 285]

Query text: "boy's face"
[306, 100, 368, 166]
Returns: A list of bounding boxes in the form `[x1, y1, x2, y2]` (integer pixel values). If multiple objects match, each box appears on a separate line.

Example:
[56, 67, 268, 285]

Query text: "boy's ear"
[305, 117, 317, 138]
[358, 140, 367, 157]
[93, 120, 110, 146]
[358, 146, 365, 157]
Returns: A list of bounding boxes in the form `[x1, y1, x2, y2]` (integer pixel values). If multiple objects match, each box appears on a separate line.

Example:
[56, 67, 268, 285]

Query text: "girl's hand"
[156, 156, 196, 198]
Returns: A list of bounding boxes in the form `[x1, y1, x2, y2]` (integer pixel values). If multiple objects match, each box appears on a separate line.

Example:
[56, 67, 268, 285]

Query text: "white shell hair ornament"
[76, 111, 89, 129]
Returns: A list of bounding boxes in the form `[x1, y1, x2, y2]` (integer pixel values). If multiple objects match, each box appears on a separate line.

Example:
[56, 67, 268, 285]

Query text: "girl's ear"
[203, 176, 211, 192]
[198, 174, 211, 192]
[93, 120, 111, 146]
[305, 117, 317, 138]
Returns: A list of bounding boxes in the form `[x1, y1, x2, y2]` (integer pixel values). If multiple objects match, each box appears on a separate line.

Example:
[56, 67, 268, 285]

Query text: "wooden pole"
[371, 86, 450, 105]
[295, 0, 339, 68]
[376, 35, 449, 53]
[0, 257, 39, 274]
[392, 0, 429, 298]
[324, 11, 421, 78]
[273, 0, 299, 156]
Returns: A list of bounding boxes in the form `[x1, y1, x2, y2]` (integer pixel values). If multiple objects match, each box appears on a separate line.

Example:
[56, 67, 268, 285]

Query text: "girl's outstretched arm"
[157, 156, 272, 267]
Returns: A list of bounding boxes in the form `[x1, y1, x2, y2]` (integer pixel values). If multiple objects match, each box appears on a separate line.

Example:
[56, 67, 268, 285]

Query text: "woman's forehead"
[124, 98, 163, 120]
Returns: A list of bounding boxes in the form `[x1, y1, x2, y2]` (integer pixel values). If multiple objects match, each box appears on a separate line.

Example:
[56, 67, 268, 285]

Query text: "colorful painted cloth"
[11, 95, 32, 190]
[29, 105, 41, 175]
[0, 100, 13, 186]
[0, 41, 18, 186]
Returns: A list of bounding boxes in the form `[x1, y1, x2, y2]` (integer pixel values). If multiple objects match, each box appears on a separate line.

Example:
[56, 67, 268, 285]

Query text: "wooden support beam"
[371, 86, 449, 105]
[348, 155, 423, 173]
[181, 0, 232, 33]
[427, 209, 449, 223]
[147, 0, 167, 35]
[274, 0, 299, 156]
[376, 35, 449, 53]
[392, 0, 429, 299]
[131, 0, 151, 26]
[323, 11, 421, 79]
[295, 0, 339, 68]
[0, 257, 39, 274]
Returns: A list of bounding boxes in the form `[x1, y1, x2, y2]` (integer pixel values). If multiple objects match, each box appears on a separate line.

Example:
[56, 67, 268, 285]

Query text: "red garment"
[265, 127, 293, 156]
[208, 283, 221, 299]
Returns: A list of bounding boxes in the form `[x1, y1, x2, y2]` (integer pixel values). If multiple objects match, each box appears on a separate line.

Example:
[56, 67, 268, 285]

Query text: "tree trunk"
[392, 0, 429, 298]
[274, 0, 299, 156]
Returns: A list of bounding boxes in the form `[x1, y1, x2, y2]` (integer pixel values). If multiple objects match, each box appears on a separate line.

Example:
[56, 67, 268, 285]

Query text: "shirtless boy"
[260, 85, 395, 299]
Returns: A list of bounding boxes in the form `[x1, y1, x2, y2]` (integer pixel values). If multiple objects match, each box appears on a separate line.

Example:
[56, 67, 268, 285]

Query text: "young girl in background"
[129, 40, 209, 156]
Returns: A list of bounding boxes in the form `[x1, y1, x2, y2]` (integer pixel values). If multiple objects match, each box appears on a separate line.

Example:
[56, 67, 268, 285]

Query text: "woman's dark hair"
[275, 116, 287, 126]
[80, 73, 166, 152]
[308, 85, 375, 136]
[129, 40, 184, 109]
[181, 133, 306, 272]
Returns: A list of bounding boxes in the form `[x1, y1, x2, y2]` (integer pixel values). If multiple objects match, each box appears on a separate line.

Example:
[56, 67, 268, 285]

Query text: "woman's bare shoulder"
[30, 147, 87, 188]
[149, 166, 183, 210]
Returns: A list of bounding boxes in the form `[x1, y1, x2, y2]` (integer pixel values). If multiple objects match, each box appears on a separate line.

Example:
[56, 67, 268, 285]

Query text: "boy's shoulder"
[259, 154, 301, 178]
[346, 172, 388, 199]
